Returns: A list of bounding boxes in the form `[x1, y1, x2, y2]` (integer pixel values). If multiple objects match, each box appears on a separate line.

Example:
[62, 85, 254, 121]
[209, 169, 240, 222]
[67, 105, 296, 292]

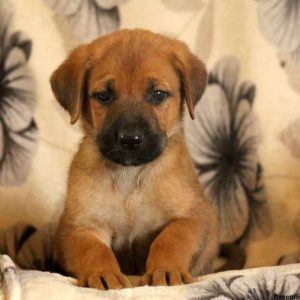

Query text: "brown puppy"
[51, 29, 219, 290]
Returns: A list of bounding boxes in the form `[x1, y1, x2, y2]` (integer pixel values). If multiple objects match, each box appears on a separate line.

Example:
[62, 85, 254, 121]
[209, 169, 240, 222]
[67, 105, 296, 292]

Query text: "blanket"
[1, 0, 300, 298]
[1, 254, 300, 300]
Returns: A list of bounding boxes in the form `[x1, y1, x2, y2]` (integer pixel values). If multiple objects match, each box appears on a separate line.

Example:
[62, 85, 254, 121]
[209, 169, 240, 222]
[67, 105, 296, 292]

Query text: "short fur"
[51, 29, 219, 290]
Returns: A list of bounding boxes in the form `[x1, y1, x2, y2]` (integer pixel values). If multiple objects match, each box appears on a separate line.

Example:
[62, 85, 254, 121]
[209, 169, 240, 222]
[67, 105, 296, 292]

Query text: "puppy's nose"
[118, 132, 143, 150]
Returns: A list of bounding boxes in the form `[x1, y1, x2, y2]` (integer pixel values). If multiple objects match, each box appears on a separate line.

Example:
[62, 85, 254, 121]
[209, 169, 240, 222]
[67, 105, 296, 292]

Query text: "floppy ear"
[173, 45, 207, 119]
[50, 45, 89, 124]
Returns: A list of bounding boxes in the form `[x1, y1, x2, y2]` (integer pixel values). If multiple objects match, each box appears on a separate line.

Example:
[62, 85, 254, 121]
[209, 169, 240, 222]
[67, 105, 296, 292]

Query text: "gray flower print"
[185, 56, 272, 243]
[0, 223, 61, 273]
[198, 271, 300, 300]
[257, 0, 300, 69]
[44, 0, 127, 43]
[0, 0, 37, 185]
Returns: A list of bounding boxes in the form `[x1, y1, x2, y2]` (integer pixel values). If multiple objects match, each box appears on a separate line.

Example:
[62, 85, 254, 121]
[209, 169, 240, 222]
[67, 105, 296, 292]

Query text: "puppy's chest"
[111, 192, 165, 248]
[88, 174, 166, 248]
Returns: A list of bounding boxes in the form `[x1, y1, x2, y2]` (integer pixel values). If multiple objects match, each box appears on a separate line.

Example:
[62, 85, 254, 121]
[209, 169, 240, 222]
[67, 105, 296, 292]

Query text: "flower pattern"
[196, 271, 300, 300]
[0, 223, 60, 273]
[44, 0, 127, 43]
[257, 0, 300, 69]
[0, 1, 300, 297]
[0, 0, 37, 185]
[185, 57, 272, 243]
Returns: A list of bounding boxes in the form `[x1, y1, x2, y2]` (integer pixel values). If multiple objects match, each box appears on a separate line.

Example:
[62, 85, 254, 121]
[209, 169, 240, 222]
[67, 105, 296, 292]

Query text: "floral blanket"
[1, 0, 300, 299]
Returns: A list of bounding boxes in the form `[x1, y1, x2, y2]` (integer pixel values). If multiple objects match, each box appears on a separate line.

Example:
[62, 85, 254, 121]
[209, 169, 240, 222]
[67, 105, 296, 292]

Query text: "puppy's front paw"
[78, 271, 131, 290]
[140, 269, 194, 286]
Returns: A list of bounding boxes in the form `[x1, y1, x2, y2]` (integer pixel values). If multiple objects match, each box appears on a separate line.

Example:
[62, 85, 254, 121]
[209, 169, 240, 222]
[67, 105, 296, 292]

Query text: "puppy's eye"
[94, 91, 113, 104]
[150, 90, 169, 104]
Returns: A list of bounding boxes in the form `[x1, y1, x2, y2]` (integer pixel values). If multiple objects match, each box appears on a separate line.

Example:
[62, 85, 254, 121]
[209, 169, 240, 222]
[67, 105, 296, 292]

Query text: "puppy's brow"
[147, 78, 156, 91]
[106, 80, 114, 91]
[147, 77, 170, 90]
[90, 78, 115, 94]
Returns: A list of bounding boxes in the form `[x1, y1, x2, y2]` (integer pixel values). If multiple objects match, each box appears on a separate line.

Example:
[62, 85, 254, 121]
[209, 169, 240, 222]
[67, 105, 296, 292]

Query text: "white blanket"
[1, 255, 300, 300]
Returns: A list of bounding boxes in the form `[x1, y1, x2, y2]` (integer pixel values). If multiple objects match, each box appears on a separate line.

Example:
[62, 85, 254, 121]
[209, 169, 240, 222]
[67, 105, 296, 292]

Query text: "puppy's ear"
[173, 45, 207, 119]
[50, 45, 89, 124]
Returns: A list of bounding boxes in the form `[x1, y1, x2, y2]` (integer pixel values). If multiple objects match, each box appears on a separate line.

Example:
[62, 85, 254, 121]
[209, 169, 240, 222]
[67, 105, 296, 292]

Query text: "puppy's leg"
[57, 227, 130, 290]
[190, 221, 219, 276]
[141, 201, 219, 287]
[140, 218, 205, 286]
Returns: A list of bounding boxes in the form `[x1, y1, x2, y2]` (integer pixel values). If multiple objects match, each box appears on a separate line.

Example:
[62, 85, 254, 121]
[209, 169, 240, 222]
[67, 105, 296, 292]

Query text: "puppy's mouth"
[97, 116, 167, 167]
[100, 143, 165, 166]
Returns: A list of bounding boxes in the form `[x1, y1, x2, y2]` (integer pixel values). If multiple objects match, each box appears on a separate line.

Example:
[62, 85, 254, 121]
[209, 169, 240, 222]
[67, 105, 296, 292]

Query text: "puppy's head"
[50, 30, 207, 166]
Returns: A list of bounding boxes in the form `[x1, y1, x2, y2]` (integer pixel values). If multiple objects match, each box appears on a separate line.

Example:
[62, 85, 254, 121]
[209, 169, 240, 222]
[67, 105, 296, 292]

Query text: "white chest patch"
[80, 166, 167, 250]
[112, 191, 165, 250]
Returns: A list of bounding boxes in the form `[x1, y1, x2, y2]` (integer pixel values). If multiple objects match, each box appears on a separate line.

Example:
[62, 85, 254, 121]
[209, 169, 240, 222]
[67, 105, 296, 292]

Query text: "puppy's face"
[50, 30, 207, 166]
[88, 45, 181, 166]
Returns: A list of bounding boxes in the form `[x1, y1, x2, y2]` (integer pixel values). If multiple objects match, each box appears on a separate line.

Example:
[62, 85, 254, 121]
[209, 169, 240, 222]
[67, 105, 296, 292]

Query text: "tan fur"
[52, 29, 219, 290]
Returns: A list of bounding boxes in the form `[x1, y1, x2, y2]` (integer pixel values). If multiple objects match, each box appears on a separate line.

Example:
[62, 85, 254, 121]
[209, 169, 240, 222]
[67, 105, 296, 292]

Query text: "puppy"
[51, 29, 219, 290]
